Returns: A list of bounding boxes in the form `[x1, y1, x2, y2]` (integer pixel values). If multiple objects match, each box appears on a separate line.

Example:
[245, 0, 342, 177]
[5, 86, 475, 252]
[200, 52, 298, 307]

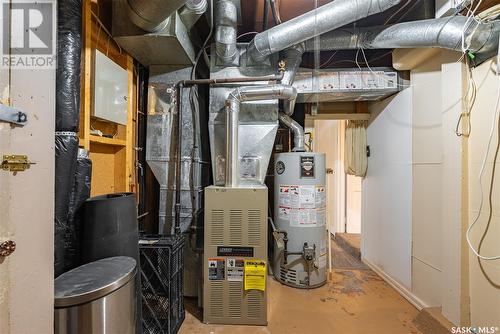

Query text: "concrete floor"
[179, 269, 422, 334]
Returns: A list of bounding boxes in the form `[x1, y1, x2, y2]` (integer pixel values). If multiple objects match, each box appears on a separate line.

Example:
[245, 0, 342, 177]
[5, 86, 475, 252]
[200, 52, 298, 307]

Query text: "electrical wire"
[237, 31, 259, 40]
[466, 72, 500, 260]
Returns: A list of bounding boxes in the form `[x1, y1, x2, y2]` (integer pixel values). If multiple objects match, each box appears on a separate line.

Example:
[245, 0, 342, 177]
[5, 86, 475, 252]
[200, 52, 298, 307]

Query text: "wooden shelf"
[89, 135, 126, 147]
[79, 0, 137, 197]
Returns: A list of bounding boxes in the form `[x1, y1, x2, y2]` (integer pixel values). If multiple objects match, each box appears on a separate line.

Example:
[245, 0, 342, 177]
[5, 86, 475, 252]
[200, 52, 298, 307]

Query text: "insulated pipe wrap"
[56, 0, 82, 132]
[125, 0, 188, 32]
[305, 16, 500, 58]
[215, 0, 238, 64]
[248, 0, 402, 61]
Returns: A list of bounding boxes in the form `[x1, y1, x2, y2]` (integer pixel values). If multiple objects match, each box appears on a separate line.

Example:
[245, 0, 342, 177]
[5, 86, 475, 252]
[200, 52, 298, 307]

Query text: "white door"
[314, 120, 339, 234]
[346, 174, 362, 233]
[0, 2, 55, 332]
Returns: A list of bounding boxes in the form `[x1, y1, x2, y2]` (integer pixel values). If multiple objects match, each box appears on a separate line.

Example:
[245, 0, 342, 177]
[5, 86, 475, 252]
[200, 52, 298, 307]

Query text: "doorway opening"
[309, 119, 364, 270]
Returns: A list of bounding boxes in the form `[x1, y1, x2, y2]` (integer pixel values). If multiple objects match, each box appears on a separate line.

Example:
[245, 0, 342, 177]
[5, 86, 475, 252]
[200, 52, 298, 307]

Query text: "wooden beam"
[125, 55, 134, 192]
[306, 113, 371, 121]
[80, 0, 92, 150]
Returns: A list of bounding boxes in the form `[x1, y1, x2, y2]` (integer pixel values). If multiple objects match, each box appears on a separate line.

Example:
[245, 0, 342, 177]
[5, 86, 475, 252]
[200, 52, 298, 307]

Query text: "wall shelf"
[79, 0, 137, 197]
[89, 135, 126, 147]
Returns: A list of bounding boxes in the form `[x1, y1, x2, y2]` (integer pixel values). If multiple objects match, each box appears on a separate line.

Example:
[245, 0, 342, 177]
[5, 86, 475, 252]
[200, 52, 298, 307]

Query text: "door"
[0, 2, 55, 332]
[346, 174, 362, 233]
[314, 120, 339, 234]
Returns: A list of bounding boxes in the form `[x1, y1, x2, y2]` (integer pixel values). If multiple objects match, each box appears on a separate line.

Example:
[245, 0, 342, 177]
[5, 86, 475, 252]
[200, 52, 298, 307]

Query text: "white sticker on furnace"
[227, 258, 244, 282]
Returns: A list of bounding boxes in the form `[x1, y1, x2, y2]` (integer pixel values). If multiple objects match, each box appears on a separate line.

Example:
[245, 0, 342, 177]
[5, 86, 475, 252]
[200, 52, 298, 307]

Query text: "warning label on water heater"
[278, 185, 326, 227]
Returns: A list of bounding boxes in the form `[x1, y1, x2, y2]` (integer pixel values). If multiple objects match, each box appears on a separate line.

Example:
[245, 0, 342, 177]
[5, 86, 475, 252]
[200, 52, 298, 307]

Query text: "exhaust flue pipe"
[279, 113, 305, 152]
[305, 16, 500, 59]
[225, 84, 297, 187]
[247, 0, 402, 61]
[125, 0, 188, 32]
[215, 0, 238, 64]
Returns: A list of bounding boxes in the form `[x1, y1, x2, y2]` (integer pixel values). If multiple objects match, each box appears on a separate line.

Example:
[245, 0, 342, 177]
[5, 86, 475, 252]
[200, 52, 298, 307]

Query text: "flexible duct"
[215, 0, 238, 64]
[304, 16, 500, 58]
[247, 0, 402, 61]
[278, 113, 305, 152]
[125, 0, 188, 32]
[225, 84, 297, 187]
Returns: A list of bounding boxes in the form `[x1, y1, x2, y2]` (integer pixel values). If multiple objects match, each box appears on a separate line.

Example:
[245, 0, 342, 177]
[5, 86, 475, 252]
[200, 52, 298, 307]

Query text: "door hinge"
[1, 155, 35, 172]
[0, 104, 28, 126]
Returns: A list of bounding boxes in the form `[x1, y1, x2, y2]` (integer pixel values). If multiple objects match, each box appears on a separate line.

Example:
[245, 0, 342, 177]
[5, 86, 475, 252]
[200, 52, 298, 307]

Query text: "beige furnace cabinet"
[203, 186, 268, 325]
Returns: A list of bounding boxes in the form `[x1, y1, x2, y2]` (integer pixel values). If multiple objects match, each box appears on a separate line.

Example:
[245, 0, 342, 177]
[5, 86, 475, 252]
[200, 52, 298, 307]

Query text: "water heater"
[273, 152, 327, 288]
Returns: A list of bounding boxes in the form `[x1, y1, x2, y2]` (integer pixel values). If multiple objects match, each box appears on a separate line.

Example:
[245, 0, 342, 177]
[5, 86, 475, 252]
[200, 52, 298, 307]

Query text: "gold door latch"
[1, 155, 35, 172]
[0, 240, 16, 257]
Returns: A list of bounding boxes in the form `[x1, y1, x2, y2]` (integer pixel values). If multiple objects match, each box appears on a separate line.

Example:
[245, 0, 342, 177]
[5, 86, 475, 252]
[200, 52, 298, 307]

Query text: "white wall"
[468, 58, 500, 327]
[363, 88, 413, 289]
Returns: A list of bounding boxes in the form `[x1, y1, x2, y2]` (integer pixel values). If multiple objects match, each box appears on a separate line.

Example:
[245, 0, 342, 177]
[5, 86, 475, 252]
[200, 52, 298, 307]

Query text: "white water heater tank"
[273, 152, 327, 288]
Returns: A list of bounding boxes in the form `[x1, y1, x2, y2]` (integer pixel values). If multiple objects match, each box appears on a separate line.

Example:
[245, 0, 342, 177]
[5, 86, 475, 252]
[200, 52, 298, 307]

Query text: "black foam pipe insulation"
[54, 0, 82, 277]
[56, 0, 82, 132]
[64, 150, 92, 272]
[54, 133, 79, 277]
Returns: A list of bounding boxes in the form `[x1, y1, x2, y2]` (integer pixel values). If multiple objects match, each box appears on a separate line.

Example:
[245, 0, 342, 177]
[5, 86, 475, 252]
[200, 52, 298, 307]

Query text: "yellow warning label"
[244, 259, 266, 291]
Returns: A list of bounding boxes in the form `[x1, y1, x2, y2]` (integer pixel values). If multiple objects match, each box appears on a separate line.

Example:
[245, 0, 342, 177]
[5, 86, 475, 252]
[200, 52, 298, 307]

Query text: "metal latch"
[1, 155, 35, 172]
[0, 240, 16, 257]
[0, 104, 28, 126]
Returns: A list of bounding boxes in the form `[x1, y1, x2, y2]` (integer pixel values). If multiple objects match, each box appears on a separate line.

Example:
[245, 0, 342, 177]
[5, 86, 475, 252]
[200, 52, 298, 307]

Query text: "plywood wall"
[363, 88, 413, 290]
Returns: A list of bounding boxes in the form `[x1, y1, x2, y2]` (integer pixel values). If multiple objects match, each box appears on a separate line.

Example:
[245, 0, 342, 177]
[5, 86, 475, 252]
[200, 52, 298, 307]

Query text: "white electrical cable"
[466, 61, 500, 261]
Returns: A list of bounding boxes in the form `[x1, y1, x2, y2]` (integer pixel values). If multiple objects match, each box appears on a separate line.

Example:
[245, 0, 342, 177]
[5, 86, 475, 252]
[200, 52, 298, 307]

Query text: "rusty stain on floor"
[179, 269, 423, 334]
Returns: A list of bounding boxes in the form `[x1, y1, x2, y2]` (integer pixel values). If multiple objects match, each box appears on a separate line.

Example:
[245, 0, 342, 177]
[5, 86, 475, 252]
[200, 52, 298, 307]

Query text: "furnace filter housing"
[273, 152, 327, 288]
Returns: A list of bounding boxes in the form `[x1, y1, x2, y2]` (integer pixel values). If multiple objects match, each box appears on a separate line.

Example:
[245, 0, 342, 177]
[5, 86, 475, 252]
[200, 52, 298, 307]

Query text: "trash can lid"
[55, 256, 136, 308]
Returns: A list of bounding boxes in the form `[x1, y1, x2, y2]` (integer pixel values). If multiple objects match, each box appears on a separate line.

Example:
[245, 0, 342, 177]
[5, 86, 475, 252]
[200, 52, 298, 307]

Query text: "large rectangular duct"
[146, 67, 211, 234]
[112, 2, 196, 66]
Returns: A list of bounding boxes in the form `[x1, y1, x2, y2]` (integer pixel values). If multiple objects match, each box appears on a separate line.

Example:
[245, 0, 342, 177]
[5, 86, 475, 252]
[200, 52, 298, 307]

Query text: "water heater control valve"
[302, 243, 316, 262]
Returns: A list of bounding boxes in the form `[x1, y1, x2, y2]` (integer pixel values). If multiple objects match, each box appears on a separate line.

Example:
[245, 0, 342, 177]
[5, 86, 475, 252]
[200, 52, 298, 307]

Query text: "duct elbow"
[180, 0, 208, 30]
[279, 113, 305, 152]
[215, 0, 238, 64]
[125, 0, 188, 32]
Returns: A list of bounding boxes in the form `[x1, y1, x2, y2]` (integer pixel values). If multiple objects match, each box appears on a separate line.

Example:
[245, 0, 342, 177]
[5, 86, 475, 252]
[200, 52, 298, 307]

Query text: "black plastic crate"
[139, 235, 185, 334]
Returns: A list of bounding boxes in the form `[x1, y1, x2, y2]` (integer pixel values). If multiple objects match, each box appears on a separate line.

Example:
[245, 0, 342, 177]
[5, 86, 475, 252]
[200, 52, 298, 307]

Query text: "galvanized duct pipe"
[281, 43, 305, 87]
[180, 0, 208, 30]
[125, 0, 188, 32]
[304, 16, 500, 58]
[281, 43, 305, 117]
[225, 84, 297, 187]
[215, 0, 238, 64]
[247, 0, 402, 61]
[278, 113, 305, 152]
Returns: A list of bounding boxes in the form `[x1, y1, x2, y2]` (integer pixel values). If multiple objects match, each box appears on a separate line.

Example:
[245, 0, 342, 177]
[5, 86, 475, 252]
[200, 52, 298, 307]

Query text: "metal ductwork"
[215, 0, 238, 64]
[247, 0, 402, 62]
[281, 43, 305, 87]
[278, 113, 305, 152]
[305, 16, 500, 61]
[124, 0, 188, 32]
[180, 0, 208, 30]
[224, 84, 297, 187]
